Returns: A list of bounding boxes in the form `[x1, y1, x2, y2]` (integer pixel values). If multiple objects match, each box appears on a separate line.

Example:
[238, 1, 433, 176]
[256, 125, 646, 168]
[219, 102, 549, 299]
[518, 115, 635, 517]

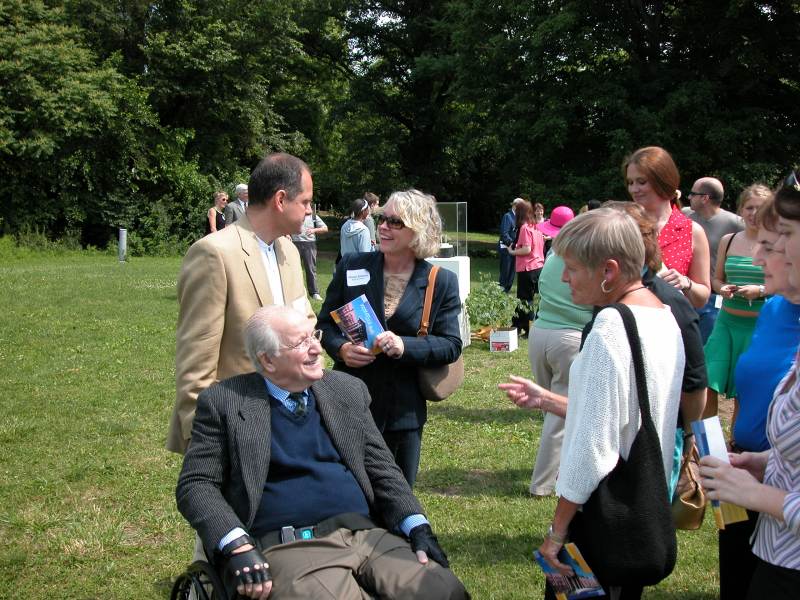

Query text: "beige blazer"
[167, 215, 314, 454]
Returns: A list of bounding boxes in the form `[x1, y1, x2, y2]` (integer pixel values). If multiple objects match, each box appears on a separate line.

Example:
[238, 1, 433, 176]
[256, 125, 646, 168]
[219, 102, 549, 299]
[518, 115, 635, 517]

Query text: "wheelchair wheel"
[171, 560, 227, 600]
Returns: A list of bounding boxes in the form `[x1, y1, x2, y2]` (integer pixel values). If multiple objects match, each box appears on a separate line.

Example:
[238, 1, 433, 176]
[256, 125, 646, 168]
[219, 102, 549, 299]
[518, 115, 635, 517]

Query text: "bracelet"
[546, 524, 567, 545]
[683, 277, 693, 293]
[759, 284, 765, 298]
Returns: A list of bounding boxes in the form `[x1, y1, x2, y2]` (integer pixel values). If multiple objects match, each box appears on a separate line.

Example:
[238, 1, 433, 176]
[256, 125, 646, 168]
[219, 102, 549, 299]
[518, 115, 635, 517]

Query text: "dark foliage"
[1, 0, 797, 250]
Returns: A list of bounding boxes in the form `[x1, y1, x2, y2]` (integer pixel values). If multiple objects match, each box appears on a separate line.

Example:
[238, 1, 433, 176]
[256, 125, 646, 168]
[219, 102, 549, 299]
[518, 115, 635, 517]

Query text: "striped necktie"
[288, 392, 306, 417]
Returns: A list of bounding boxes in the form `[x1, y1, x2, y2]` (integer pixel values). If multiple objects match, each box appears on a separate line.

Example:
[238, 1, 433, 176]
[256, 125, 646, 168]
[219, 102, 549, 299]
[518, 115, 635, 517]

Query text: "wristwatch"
[758, 284, 766, 298]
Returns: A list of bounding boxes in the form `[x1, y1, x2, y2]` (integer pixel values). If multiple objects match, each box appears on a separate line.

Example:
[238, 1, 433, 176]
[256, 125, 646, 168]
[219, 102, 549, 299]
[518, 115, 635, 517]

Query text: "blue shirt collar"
[263, 377, 308, 411]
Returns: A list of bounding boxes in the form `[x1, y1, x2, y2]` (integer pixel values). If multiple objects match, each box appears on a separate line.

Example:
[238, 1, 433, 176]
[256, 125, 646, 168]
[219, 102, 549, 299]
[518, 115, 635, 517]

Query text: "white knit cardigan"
[555, 305, 685, 504]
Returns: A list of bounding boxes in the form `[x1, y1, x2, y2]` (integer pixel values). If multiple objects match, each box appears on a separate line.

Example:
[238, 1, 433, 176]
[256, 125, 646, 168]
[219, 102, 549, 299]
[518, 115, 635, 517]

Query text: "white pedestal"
[426, 256, 471, 347]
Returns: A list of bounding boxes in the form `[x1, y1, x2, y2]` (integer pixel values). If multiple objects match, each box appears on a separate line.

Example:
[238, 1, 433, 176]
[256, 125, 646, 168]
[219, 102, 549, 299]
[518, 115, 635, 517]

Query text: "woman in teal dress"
[704, 184, 771, 420]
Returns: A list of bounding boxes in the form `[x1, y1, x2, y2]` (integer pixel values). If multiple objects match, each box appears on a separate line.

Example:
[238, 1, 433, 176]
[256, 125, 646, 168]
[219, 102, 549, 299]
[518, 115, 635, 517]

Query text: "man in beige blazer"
[167, 153, 316, 454]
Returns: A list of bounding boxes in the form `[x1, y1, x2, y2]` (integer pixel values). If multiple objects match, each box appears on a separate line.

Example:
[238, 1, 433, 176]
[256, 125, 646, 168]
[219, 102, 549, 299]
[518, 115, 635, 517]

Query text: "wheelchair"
[171, 559, 229, 600]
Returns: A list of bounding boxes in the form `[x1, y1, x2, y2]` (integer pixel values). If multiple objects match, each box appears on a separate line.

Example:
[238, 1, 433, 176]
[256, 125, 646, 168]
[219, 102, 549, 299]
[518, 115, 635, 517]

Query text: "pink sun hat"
[537, 206, 575, 237]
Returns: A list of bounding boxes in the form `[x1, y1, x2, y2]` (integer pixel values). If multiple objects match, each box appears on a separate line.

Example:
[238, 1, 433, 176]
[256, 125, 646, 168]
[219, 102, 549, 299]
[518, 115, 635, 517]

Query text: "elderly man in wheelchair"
[173, 306, 468, 600]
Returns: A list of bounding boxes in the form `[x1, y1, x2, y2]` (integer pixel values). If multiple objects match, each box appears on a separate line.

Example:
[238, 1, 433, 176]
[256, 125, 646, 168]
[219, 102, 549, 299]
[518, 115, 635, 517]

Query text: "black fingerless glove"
[222, 536, 271, 589]
[409, 524, 450, 568]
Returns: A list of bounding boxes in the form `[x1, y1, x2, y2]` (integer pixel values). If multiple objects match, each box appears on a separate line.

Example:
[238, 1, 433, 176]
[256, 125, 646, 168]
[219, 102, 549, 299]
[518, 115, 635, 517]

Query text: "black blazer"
[317, 252, 463, 431]
[176, 370, 423, 552]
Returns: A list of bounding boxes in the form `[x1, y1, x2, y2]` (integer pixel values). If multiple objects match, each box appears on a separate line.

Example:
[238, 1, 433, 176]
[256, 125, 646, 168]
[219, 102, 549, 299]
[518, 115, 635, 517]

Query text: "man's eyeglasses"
[282, 329, 323, 351]
[376, 214, 406, 230]
[784, 170, 800, 192]
[686, 191, 706, 198]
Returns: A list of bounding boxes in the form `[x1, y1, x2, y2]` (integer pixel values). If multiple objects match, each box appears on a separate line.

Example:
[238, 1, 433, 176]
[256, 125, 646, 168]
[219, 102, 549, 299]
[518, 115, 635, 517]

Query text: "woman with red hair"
[623, 146, 711, 308]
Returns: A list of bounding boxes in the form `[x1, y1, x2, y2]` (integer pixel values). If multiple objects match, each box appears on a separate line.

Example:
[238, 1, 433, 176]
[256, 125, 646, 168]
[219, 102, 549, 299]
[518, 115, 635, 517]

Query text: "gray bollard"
[118, 228, 127, 262]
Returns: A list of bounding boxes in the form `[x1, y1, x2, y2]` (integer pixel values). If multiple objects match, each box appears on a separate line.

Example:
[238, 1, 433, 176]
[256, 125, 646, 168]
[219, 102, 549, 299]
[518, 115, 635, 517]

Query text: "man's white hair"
[244, 305, 305, 373]
[236, 183, 248, 194]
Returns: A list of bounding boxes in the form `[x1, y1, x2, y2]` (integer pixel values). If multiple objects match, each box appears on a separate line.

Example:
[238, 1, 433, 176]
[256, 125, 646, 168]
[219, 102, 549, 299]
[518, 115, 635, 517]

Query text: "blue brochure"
[330, 294, 385, 354]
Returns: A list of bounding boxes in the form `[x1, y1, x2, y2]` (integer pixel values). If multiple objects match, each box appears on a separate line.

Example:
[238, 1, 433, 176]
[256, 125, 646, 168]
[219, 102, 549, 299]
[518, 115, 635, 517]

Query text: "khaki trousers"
[528, 327, 582, 495]
[246, 527, 467, 600]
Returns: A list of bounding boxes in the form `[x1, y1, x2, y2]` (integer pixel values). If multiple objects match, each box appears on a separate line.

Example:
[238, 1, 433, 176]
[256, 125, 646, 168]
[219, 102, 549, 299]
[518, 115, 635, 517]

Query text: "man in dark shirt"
[176, 305, 467, 600]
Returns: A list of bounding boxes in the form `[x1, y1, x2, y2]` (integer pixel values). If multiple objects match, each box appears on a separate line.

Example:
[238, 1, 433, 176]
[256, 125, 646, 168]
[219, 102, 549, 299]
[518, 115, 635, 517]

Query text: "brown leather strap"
[418, 266, 439, 336]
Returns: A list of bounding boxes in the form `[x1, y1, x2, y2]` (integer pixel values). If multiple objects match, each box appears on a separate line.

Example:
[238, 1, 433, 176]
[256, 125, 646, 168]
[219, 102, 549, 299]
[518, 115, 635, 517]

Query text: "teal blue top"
[534, 253, 593, 331]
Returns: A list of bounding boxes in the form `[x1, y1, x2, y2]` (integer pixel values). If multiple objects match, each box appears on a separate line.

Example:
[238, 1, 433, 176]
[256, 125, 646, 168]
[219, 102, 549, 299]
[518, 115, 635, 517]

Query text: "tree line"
[1, 0, 798, 251]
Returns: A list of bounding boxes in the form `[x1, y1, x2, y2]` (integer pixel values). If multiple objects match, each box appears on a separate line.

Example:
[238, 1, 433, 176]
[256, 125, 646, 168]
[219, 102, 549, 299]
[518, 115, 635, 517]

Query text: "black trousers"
[719, 509, 759, 600]
[382, 428, 423, 488]
[513, 268, 541, 336]
[746, 557, 800, 600]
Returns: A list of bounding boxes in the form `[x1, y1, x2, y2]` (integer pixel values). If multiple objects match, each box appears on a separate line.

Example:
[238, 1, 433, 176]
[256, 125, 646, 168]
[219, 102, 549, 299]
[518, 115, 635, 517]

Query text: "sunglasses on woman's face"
[376, 214, 406, 230]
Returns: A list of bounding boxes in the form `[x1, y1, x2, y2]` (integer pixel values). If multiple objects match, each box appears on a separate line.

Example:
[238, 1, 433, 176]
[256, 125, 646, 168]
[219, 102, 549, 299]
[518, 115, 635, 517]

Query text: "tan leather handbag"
[417, 266, 465, 402]
[671, 443, 707, 530]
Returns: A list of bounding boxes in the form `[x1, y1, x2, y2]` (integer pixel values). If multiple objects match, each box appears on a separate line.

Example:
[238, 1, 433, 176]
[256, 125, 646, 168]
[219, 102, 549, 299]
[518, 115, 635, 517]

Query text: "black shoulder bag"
[568, 303, 677, 588]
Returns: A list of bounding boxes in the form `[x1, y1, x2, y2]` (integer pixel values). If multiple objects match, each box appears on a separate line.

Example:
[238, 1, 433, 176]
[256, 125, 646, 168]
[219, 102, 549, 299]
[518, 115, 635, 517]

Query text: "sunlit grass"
[0, 243, 719, 598]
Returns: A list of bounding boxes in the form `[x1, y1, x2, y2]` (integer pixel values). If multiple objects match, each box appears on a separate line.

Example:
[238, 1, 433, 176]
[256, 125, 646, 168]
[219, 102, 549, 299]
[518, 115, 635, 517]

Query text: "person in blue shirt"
[340, 198, 374, 257]
[717, 195, 800, 600]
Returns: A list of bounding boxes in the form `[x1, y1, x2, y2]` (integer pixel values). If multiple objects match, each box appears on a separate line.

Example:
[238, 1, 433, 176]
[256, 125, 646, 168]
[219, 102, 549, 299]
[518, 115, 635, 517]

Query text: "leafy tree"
[446, 0, 800, 219]
[62, 0, 151, 76]
[141, 0, 312, 176]
[339, 1, 463, 198]
[1, 1, 143, 237]
[0, 0, 213, 247]
[2, 0, 798, 248]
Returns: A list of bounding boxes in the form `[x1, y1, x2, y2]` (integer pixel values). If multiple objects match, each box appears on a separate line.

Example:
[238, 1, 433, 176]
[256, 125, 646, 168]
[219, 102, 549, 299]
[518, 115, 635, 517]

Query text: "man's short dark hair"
[248, 153, 310, 207]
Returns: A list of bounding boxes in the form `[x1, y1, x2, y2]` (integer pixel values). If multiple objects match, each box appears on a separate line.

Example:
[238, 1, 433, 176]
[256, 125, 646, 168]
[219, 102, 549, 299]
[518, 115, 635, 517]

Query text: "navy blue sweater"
[251, 392, 370, 536]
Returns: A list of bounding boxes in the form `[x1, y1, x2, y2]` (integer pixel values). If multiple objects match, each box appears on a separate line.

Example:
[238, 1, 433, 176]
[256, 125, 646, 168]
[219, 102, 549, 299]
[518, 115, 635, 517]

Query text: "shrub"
[465, 273, 520, 330]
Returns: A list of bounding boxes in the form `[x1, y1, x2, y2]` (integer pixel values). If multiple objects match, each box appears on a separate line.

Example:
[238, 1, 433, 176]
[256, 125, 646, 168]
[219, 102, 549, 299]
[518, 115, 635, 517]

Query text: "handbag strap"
[683, 445, 701, 485]
[610, 303, 655, 426]
[418, 266, 440, 337]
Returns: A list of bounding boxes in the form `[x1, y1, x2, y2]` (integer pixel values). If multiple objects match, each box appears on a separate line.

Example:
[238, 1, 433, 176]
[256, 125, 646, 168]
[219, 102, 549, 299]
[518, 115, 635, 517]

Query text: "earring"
[600, 279, 614, 294]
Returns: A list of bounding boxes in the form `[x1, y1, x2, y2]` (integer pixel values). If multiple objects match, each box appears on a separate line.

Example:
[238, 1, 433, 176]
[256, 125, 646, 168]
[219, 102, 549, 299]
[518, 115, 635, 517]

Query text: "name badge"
[346, 269, 371, 287]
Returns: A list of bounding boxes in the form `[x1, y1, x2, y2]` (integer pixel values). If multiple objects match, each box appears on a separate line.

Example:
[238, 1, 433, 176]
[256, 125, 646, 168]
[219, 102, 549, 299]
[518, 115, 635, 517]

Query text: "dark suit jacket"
[499, 210, 516, 247]
[176, 370, 424, 553]
[223, 201, 246, 224]
[317, 252, 462, 431]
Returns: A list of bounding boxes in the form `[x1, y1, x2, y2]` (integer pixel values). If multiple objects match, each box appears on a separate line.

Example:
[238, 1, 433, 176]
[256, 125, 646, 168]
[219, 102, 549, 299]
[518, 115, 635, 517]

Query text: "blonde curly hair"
[383, 189, 442, 259]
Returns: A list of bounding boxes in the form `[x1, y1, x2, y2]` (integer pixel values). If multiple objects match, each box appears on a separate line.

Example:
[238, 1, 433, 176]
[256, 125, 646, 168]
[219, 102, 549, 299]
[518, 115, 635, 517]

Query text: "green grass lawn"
[0, 240, 720, 598]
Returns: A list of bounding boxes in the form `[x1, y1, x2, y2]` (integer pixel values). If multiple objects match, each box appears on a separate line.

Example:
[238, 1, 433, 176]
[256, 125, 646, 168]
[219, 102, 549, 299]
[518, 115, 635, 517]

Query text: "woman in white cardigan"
[501, 208, 684, 599]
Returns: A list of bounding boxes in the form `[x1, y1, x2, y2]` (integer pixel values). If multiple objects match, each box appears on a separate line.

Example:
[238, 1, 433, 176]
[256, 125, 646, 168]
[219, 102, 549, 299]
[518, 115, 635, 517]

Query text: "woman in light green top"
[525, 207, 593, 496]
[703, 184, 770, 421]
